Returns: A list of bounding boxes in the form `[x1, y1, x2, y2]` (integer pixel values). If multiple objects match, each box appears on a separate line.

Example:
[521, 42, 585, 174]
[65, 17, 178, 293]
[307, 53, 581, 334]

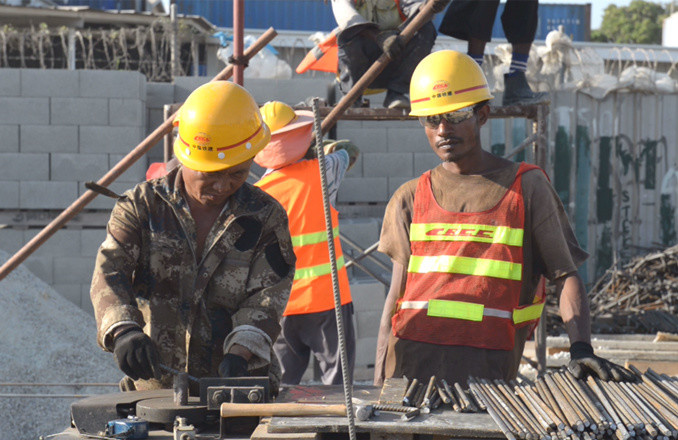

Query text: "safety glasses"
[419, 106, 475, 128]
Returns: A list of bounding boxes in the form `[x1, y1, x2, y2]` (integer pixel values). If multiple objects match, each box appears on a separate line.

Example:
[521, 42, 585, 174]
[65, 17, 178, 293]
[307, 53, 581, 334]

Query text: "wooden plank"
[378, 377, 408, 405]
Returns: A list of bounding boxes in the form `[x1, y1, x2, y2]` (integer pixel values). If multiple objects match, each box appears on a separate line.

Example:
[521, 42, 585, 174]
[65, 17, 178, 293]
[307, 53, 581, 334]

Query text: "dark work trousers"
[438, 0, 538, 44]
[273, 302, 356, 385]
[337, 21, 437, 97]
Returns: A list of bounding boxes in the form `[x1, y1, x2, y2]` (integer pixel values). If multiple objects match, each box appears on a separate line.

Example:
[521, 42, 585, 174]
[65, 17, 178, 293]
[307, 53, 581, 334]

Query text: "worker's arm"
[224, 207, 296, 374]
[374, 259, 407, 386]
[557, 272, 634, 381]
[330, 0, 376, 31]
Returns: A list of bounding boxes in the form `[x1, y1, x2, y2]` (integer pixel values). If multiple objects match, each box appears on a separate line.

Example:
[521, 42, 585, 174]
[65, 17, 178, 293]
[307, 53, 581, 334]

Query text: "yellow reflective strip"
[512, 302, 545, 324]
[427, 299, 484, 321]
[293, 256, 345, 280]
[291, 226, 340, 247]
[410, 223, 523, 246]
[408, 255, 522, 281]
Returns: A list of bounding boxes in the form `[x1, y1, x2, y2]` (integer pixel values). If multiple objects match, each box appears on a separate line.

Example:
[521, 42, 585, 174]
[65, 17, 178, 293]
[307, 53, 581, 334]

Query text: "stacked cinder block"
[0, 69, 147, 313]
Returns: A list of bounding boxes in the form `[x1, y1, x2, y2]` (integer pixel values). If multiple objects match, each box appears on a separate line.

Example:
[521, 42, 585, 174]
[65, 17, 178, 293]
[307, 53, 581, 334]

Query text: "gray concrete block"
[20, 181, 78, 209]
[363, 153, 413, 178]
[51, 98, 109, 126]
[109, 154, 147, 183]
[146, 82, 175, 108]
[242, 78, 332, 105]
[53, 283, 82, 308]
[24, 229, 81, 257]
[51, 153, 109, 181]
[80, 70, 145, 99]
[54, 256, 96, 285]
[0, 228, 24, 254]
[21, 69, 79, 97]
[355, 336, 377, 367]
[345, 154, 363, 178]
[0, 69, 20, 96]
[79, 126, 144, 154]
[146, 108, 166, 138]
[413, 153, 440, 176]
[336, 121, 363, 130]
[81, 229, 107, 257]
[0, 125, 19, 152]
[20, 125, 78, 153]
[350, 280, 386, 312]
[79, 181, 137, 210]
[0, 181, 19, 208]
[24, 256, 54, 284]
[336, 125, 388, 154]
[0, 97, 49, 124]
[337, 177, 387, 203]
[81, 284, 95, 315]
[386, 126, 429, 153]
[340, 218, 380, 251]
[0, 153, 49, 180]
[355, 310, 381, 339]
[173, 77, 207, 102]
[109, 99, 145, 126]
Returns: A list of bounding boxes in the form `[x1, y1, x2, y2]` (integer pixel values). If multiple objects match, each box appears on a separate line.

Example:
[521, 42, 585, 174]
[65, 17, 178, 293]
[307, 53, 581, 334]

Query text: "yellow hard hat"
[173, 81, 271, 172]
[260, 101, 314, 135]
[409, 50, 494, 117]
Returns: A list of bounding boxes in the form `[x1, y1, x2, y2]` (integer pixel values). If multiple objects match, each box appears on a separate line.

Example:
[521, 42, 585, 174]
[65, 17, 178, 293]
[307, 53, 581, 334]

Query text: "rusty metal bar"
[232, 0, 244, 85]
[469, 378, 518, 440]
[481, 378, 533, 440]
[0, 28, 279, 281]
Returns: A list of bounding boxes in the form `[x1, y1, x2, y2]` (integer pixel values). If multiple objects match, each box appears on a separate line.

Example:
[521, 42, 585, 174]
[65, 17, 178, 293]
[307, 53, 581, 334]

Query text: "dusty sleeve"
[89, 193, 146, 351]
[524, 170, 589, 281]
[226, 205, 295, 371]
[378, 180, 417, 266]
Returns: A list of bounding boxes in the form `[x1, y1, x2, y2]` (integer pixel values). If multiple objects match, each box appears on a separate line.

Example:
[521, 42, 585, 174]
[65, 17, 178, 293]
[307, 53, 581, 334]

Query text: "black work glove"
[376, 31, 404, 60]
[113, 328, 161, 381]
[568, 341, 635, 382]
[218, 353, 249, 378]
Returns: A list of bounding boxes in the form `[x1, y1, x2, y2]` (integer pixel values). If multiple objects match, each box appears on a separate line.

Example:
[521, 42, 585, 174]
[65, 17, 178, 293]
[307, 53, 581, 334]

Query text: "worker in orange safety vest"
[375, 50, 635, 387]
[254, 101, 360, 385]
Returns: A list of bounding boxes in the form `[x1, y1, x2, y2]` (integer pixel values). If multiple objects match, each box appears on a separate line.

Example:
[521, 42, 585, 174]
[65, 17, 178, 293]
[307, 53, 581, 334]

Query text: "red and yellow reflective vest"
[392, 163, 546, 350]
[255, 159, 352, 316]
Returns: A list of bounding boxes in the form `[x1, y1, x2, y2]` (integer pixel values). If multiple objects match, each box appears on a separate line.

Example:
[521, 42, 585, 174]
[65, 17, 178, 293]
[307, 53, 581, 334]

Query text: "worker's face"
[422, 104, 489, 165]
[182, 159, 253, 208]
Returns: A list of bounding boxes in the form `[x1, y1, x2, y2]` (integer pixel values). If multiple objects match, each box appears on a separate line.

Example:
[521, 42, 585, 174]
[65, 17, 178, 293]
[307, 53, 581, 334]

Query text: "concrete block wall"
[0, 69, 147, 313]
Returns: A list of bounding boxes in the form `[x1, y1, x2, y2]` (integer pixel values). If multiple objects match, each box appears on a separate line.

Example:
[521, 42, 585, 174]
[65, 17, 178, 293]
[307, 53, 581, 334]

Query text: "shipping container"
[53, 1, 592, 41]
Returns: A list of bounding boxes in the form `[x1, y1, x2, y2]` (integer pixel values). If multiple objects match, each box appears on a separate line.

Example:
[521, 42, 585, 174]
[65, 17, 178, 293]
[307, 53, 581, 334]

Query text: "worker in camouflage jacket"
[90, 82, 295, 395]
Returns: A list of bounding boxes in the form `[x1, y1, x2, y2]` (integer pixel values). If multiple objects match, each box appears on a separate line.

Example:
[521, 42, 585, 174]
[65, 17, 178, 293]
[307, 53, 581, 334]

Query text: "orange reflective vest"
[255, 159, 352, 316]
[392, 163, 546, 350]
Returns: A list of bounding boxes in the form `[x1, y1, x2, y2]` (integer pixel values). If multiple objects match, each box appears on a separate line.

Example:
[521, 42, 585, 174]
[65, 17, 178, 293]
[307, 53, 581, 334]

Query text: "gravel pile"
[0, 249, 122, 440]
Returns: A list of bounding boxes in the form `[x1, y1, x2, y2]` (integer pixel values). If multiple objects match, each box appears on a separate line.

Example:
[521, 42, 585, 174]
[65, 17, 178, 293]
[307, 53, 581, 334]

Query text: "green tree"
[591, 0, 667, 44]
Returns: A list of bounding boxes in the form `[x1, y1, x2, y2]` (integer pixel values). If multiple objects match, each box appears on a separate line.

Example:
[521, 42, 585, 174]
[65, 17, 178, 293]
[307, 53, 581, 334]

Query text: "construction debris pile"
[400, 368, 678, 440]
[0, 250, 121, 440]
[543, 245, 678, 335]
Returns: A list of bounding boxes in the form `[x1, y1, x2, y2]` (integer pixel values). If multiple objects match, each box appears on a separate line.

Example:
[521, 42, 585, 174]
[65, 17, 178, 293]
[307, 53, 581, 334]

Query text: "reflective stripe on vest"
[292, 226, 340, 247]
[410, 223, 523, 245]
[294, 255, 345, 281]
[408, 254, 522, 281]
[399, 299, 545, 324]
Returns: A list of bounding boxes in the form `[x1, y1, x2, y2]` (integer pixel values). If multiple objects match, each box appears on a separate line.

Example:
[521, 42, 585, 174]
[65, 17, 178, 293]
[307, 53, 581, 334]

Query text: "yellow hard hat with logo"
[409, 50, 494, 117]
[173, 81, 271, 172]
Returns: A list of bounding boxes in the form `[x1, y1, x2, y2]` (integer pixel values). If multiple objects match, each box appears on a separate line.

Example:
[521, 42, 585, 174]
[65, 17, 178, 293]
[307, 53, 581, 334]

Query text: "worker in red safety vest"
[375, 50, 635, 387]
[254, 101, 360, 385]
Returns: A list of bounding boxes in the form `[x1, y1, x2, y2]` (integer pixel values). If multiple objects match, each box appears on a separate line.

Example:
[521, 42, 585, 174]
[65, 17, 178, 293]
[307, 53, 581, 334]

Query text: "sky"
[542, 0, 668, 29]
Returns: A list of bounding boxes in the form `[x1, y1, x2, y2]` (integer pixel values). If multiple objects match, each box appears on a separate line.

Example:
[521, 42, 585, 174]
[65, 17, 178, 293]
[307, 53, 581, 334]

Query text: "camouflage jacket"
[90, 167, 295, 393]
